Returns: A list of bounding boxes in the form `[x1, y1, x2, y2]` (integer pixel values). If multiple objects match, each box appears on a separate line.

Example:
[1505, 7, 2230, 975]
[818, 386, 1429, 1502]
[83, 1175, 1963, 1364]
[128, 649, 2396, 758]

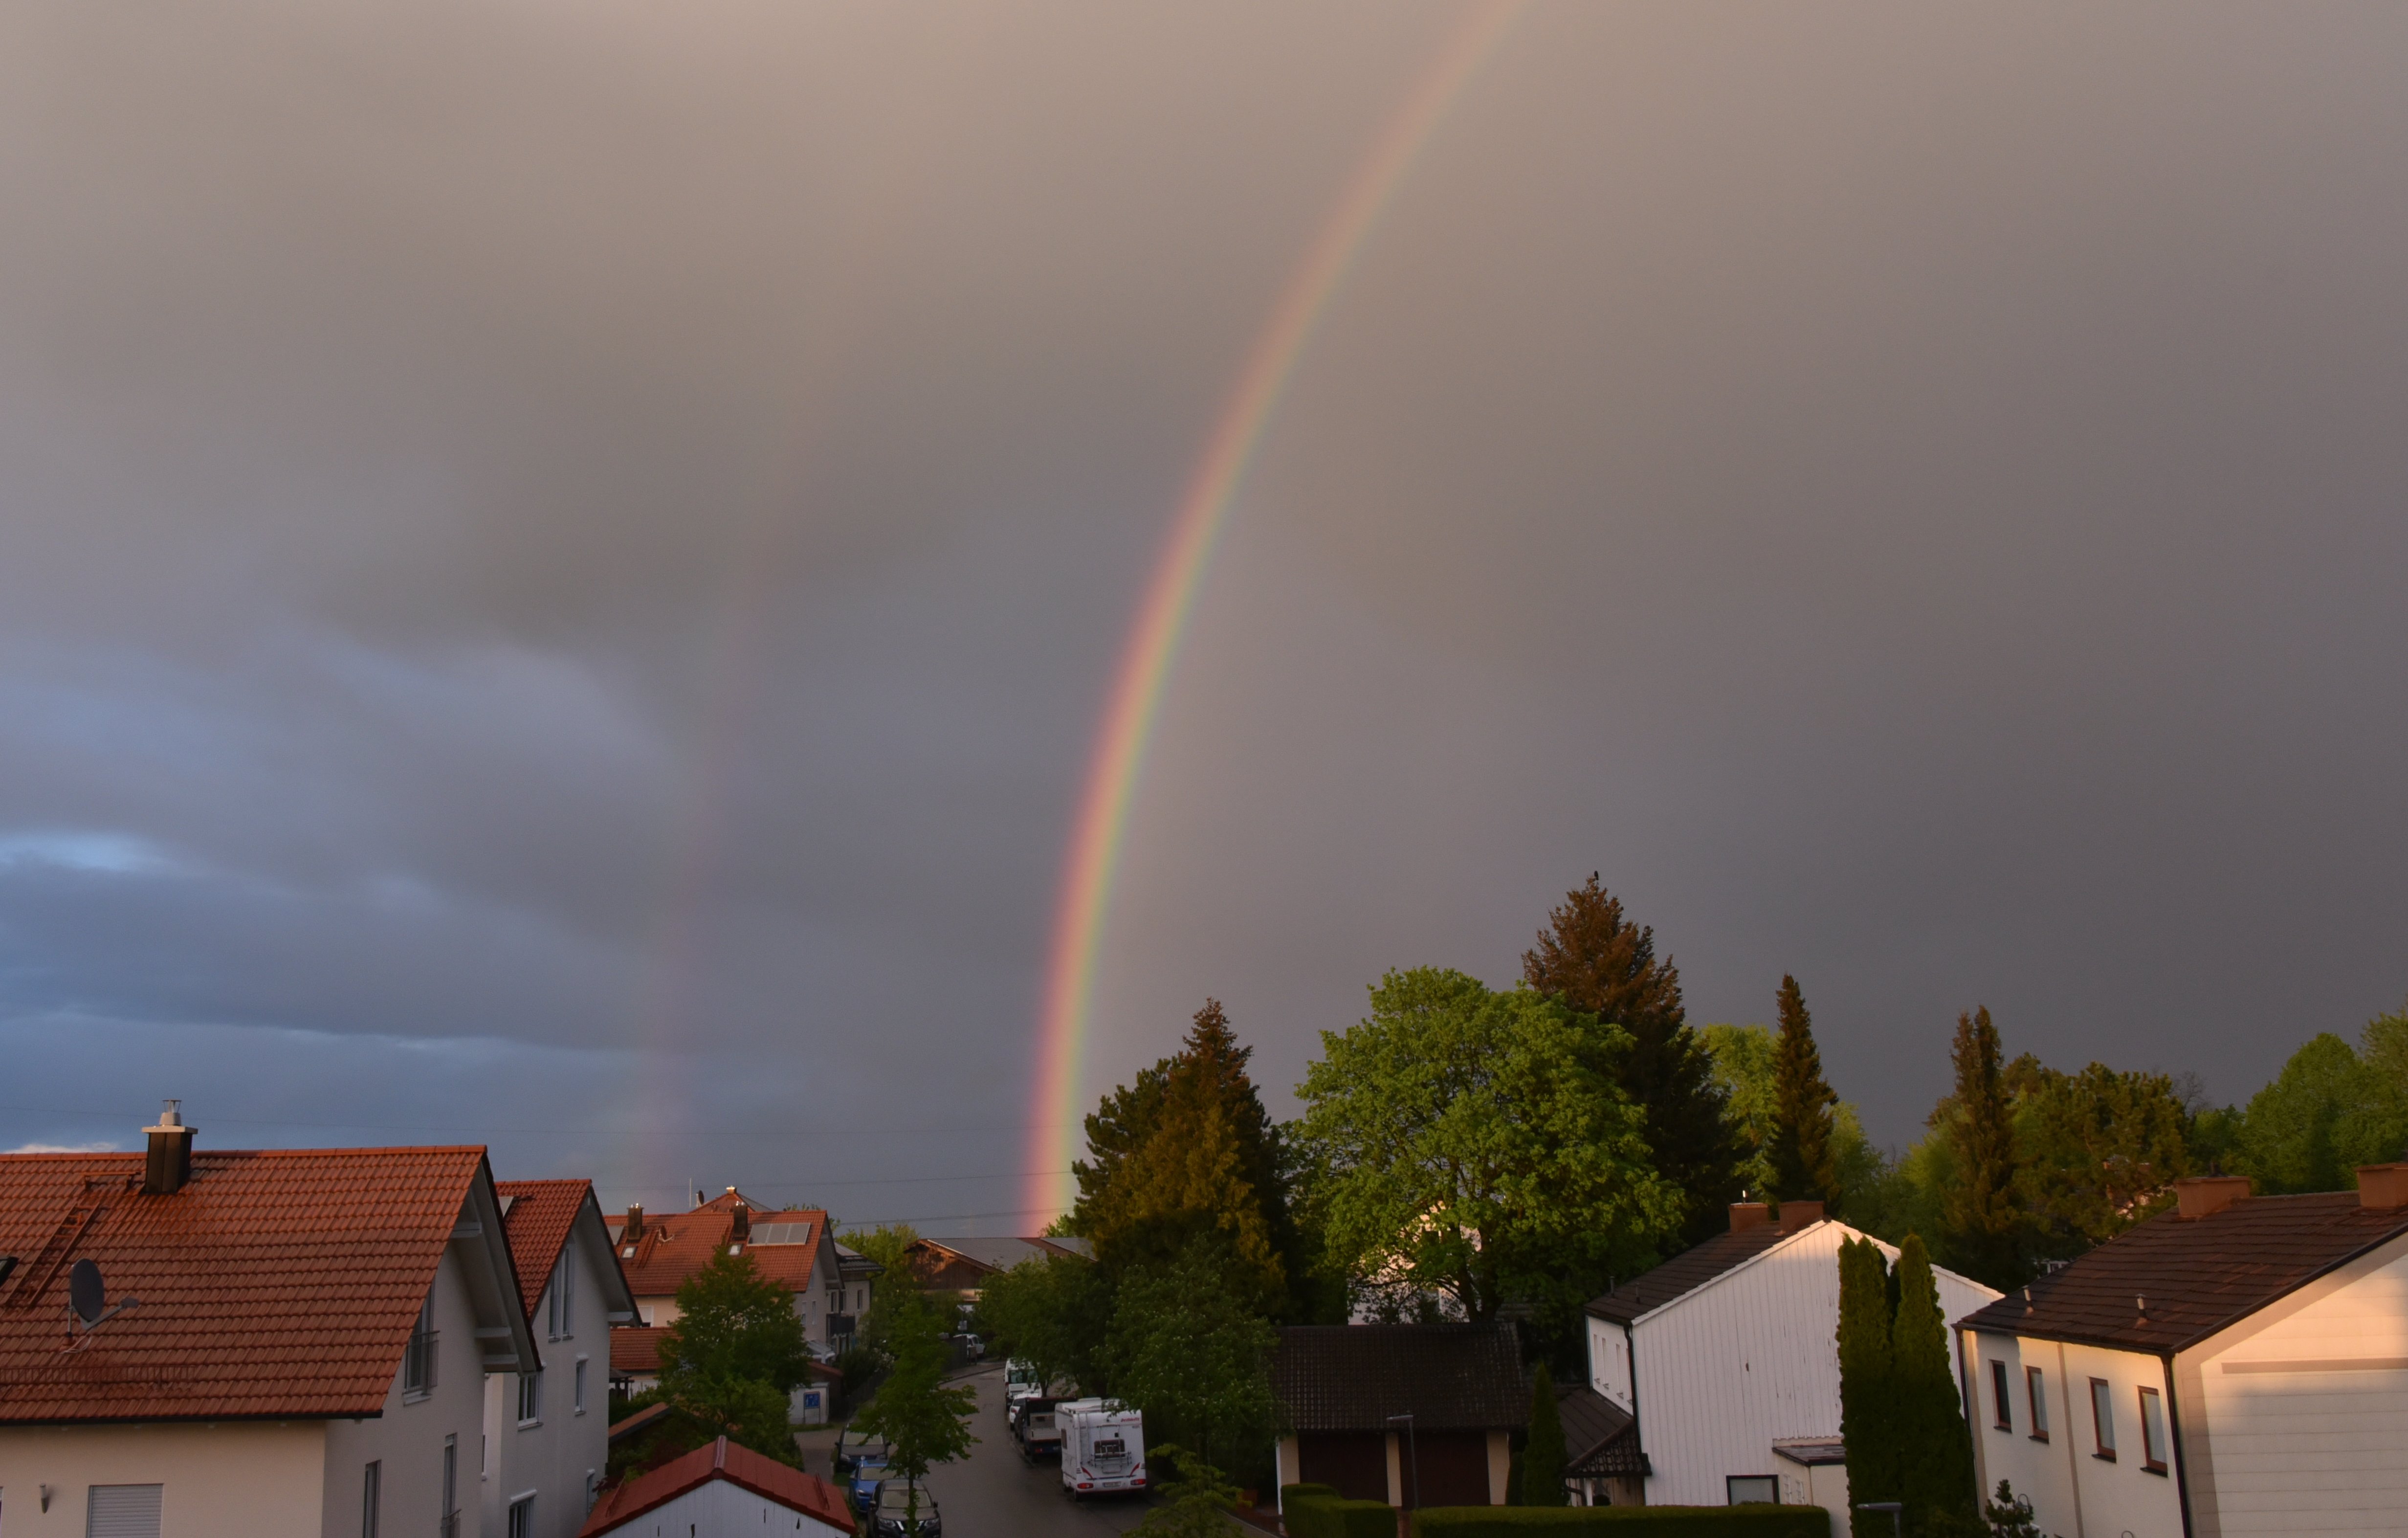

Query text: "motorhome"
[1057, 1399, 1146, 1496]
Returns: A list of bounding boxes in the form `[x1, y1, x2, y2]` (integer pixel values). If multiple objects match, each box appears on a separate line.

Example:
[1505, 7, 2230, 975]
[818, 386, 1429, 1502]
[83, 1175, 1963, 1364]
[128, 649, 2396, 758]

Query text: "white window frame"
[362, 1460, 381, 1538]
[549, 1249, 575, 1340]
[507, 1493, 537, 1538]
[518, 1367, 544, 1428]
[574, 1355, 589, 1415]
[2138, 1386, 2169, 1474]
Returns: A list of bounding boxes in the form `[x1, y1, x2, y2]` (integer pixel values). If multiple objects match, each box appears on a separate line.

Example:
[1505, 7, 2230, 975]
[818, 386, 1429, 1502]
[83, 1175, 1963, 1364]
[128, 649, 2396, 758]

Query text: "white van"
[1056, 1399, 1146, 1496]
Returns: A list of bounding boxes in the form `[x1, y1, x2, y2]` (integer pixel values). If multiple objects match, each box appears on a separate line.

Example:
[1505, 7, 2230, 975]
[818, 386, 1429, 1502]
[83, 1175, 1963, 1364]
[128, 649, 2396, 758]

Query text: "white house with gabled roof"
[1583, 1200, 1999, 1522]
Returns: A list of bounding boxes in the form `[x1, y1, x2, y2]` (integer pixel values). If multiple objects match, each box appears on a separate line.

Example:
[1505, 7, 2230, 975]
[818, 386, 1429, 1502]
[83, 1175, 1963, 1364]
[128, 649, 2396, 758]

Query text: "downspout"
[2160, 1353, 2195, 1538]
[1621, 1319, 1645, 1500]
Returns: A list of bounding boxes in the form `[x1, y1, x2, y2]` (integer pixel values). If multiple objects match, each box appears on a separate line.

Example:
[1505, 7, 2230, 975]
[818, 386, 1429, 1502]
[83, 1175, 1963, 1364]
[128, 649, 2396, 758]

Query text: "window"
[2089, 1378, 2116, 1460]
[402, 1293, 438, 1400]
[85, 1484, 164, 1538]
[549, 1250, 574, 1340]
[507, 1495, 535, 1538]
[1726, 1476, 1779, 1506]
[1988, 1360, 2012, 1431]
[2026, 1366, 2050, 1442]
[360, 1461, 380, 1538]
[574, 1356, 589, 1414]
[441, 1437, 460, 1538]
[518, 1368, 544, 1426]
[2138, 1387, 2169, 1473]
[585, 1470, 601, 1514]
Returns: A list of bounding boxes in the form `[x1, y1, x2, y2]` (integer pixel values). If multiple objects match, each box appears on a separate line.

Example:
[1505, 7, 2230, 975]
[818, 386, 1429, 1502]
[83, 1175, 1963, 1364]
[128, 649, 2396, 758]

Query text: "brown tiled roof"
[1557, 1384, 1645, 1477]
[0, 1146, 499, 1423]
[1957, 1191, 2408, 1353]
[497, 1179, 588, 1324]
[1584, 1223, 1794, 1324]
[617, 1204, 829, 1298]
[1272, 1324, 1529, 1433]
[579, 1434, 853, 1536]
[611, 1325, 667, 1374]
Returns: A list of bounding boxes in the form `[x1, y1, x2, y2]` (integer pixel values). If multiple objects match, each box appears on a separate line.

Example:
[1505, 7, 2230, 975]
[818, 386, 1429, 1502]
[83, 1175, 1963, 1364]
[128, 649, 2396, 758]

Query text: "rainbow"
[1024, 0, 1526, 1226]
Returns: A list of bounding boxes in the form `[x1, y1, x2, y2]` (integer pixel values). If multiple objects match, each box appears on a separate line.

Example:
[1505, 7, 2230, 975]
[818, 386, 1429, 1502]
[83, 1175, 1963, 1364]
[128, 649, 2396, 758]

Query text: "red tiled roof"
[579, 1434, 853, 1536]
[1958, 1189, 2408, 1353]
[0, 1146, 492, 1423]
[616, 1204, 829, 1298]
[497, 1179, 588, 1325]
[611, 1325, 666, 1374]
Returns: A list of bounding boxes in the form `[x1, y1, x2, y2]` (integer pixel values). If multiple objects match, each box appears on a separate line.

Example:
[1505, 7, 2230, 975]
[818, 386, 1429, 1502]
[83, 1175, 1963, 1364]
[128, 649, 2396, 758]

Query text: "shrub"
[1283, 1484, 1402, 1538]
[1413, 1505, 1830, 1538]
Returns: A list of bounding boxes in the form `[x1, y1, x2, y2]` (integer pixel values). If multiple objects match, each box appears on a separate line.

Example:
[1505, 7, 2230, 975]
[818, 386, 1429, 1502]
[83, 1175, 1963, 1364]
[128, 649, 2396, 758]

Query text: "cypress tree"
[1940, 1008, 2023, 1289]
[1521, 1365, 1568, 1507]
[1767, 975, 1841, 1210]
[1890, 1236, 1977, 1536]
[1835, 1237, 1898, 1538]
[1524, 875, 1745, 1243]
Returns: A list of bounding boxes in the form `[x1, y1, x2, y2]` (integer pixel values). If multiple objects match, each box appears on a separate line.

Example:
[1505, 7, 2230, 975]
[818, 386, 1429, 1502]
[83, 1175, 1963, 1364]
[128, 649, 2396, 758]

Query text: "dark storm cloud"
[1, 2, 2403, 1209]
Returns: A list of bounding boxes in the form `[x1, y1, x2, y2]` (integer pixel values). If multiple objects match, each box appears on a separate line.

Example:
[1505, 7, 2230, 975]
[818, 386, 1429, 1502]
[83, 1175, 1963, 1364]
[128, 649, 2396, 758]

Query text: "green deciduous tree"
[1294, 967, 1681, 1327]
[1072, 1000, 1300, 1313]
[1937, 1009, 2024, 1289]
[1520, 1365, 1568, 1507]
[1768, 976, 1841, 1210]
[853, 1288, 978, 1518]
[1892, 1236, 1978, 1537]
[656, 1249, 811, 1463]
[1704, 1023, 1885, 1217]
[1104, 1236, 1282, 1478]
[1835, 1236, 1898, 1538]
[2234, 1024, 2408, 1192]
[976, 1250, 1105, 1395]
[1132, 1447, 1246, 1538]
[1523, 876, 1744, 1245]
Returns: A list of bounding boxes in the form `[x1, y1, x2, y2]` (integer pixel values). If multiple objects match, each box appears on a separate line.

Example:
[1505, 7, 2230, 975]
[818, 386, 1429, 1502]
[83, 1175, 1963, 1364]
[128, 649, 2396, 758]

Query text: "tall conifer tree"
[1071, 1001, 1300, 1312]
[1523, 875, 1743, 1243]
[1890, 1236, 1978, 1535]
[1939, 1007, 2023, 1288]
[1835, 1236, 1898, 1537]
[1767, 975, 1841, 1209]
[1521, 1365, 1568, 1506]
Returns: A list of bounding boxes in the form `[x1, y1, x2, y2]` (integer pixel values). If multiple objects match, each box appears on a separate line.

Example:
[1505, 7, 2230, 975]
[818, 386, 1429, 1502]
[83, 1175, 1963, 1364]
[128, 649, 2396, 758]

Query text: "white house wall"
[0, 1420, 326, 1538]
[2183, 1230, 2408, 1538]
[488, 1218, 619, 1538]
[599, 1477, 850, 1537]
[1964, 1332, 2184, 1538]
[1625, 1224, 1996, 1507]
[324, 1226, 496, 1538]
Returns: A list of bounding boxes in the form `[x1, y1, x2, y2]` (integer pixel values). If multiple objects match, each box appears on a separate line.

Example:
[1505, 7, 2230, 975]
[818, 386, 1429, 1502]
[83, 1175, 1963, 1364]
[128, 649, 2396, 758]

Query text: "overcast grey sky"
[3, 2, 2403, 1229]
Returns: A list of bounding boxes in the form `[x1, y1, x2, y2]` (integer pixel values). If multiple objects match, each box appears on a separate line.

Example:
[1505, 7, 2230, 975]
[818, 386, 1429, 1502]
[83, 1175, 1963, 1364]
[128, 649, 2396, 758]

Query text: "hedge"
[1412, 1504, 1830, 1538]
[1284, 1483, 1403, 1538]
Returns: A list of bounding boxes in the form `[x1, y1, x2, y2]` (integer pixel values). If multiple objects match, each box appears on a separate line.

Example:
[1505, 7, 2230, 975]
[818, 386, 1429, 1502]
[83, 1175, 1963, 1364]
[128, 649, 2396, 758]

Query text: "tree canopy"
[852, 1288, 978, 1499]
[1294, 967, 1679, 1326]
[1523, 876, 1744, 1244]
[1767, 975, 1841, 1210]
[655, 1249, 810, 1463]
[1936, 1008, 2023, 1289]
[1104, 1235, 1282, 1476]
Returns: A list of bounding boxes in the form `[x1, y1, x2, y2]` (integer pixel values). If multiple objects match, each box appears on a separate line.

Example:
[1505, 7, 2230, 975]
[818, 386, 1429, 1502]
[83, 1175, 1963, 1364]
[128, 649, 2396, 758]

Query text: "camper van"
[1056, 1399, 1146, 1496]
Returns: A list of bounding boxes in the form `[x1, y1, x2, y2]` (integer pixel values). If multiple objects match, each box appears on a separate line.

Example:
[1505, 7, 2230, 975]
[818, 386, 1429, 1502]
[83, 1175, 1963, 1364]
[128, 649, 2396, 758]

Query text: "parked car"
[872, 1479, 943, 1537]
[834, 1427, 892, 1478]
[850, 1453, 896, 1513]
[1013, 1395, 1062, 1462]
[957, 1333, 985, 1361]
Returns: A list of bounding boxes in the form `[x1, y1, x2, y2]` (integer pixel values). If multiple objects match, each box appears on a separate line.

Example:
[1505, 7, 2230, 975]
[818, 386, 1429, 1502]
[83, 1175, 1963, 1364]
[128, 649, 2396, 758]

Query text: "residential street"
[802, 1366, 1161, 1538]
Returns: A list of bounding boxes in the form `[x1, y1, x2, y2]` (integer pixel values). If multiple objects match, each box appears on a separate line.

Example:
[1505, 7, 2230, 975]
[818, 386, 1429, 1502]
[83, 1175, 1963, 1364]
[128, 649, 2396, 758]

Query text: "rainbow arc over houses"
[1024, 0, 1525, 1225]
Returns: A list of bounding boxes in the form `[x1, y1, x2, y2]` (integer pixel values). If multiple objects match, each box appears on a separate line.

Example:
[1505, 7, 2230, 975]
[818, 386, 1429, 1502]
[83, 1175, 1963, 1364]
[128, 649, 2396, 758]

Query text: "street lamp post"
[1386, 1413, 1419, 1511]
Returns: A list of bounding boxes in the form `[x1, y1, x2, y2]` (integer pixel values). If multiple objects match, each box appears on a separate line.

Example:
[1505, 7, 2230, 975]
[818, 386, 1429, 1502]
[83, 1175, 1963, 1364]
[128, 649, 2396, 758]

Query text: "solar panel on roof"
[752, 1222, 813, 1245]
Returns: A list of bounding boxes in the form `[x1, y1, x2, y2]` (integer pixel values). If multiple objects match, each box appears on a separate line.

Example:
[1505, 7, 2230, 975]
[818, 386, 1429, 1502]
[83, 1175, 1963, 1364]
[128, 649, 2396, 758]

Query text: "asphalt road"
[801, 1366, 1160, 1538]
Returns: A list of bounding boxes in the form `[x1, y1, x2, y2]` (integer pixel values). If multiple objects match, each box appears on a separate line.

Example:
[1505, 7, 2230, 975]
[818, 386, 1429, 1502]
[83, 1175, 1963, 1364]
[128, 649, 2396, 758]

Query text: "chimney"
[142, 1100, 197, 1195]
[625, 1204, 646, 1242]
[1777, 1200, 1825, 1234]
[1728, 1202, 1770, 1233]
[2357, 1164, 2408, 1210]
[2174, 1175, 2251, 1220]
[731, 1202, 751, 1242]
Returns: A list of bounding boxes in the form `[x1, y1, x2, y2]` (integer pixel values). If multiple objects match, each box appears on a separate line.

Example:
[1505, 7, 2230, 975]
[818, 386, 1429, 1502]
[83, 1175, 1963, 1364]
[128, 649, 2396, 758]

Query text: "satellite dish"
[69, 1259, 106, 1326]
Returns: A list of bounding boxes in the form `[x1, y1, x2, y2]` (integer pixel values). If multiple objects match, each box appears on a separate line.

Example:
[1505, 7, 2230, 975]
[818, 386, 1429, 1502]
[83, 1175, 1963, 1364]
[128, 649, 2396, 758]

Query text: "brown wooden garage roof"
[1273, 1323, 1530, 1433]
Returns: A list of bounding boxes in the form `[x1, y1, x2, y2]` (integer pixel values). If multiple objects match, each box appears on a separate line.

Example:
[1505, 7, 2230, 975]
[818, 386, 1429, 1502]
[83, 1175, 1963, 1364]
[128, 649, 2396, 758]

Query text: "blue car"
[852, 1454, 895, 1513]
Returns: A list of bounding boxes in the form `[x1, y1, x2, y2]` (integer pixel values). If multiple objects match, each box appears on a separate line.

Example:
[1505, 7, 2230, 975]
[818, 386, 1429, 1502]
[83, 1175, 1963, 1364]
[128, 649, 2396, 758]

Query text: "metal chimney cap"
[144, 1099, 195, 1135]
